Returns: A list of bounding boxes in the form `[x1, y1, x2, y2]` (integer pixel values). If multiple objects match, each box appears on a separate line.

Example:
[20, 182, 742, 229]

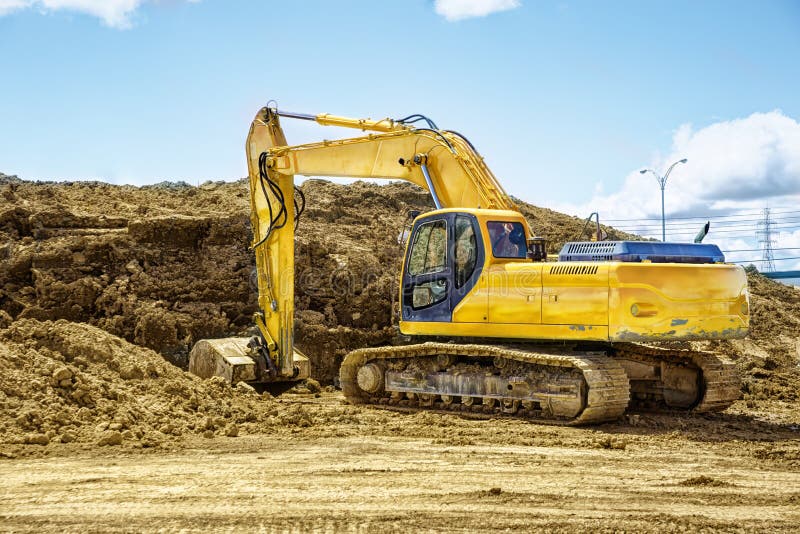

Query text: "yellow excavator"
[189, 105, 749, 424]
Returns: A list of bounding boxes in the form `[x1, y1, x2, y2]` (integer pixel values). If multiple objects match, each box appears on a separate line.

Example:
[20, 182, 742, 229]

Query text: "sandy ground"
[2, 393, 800, 533]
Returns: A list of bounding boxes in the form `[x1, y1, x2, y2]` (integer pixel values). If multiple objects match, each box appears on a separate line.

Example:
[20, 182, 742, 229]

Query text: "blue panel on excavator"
[558, 241, 725, 264]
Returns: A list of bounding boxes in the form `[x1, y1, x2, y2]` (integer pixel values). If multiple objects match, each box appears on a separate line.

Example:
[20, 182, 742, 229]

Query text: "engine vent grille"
[565, 242, 616, 255]
[549, 264, 599, 275]
[558, 241, 725, 264]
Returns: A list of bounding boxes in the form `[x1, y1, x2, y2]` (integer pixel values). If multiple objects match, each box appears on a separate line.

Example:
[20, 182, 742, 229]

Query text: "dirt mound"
[1, 176, 799, 418]
[0, 178, 253, 367]
[716, 268, 800, 420]
[1, 177, 638, 382]
[0, 318, 308, 446]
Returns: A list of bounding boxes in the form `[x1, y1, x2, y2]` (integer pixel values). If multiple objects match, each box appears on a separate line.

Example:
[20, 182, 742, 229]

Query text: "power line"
[730, 256, 800, 264]
[602, 207, 800, 222]
[614, 214, 800, 227]
[613, 215, 800, 230]
[633, 225, 800, 237]
[757, 208, 777, 272]
[604, 207, 800, 222]
[723, 247, 800, 253]
[613, 215, 800, 228]
[629, 221, 800, 233]
[625, 224, 800, 235]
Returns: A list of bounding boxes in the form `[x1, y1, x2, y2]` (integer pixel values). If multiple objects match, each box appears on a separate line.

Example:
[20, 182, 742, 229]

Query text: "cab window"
[454, 216, 477, 287]
[412, 280, 448, 309]
[487, 221, 527, 258]
[408, 219, 447, 275]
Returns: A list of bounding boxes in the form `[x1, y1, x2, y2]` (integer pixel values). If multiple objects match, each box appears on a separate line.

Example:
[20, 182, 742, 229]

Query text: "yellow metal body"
[246, 110, 297, 377]
[262, 122, 518, 212]
[398, 209, 749, 342]
[244, 107, 749, 379]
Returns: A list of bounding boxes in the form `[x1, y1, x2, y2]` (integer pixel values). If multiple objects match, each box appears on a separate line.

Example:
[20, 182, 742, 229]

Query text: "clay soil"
[1, 173, 799, 532]
[3, 399, 800, 532]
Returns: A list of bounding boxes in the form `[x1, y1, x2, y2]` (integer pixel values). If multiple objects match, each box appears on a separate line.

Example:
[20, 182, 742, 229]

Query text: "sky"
[1, 0, 799, 268]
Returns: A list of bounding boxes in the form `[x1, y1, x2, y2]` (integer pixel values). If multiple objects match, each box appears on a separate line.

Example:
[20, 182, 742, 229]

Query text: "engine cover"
[558, 241, 725, 264]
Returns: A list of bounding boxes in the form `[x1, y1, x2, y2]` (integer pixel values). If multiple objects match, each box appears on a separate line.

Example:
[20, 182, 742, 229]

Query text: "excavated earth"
[1, 173, 799, 532]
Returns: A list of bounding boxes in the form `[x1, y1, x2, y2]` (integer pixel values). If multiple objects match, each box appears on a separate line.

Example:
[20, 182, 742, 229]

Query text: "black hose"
[396, 113, 439, 130]
[251, 152, 308, 249]
[251, 151, 289, 249]
[414, 128, 456, 153]
[293, 185, 306, 230]
[442, 130, 477, 152]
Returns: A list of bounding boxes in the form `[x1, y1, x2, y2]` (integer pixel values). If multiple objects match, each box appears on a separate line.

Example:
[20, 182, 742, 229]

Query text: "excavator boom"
[261, 108, 518, 211]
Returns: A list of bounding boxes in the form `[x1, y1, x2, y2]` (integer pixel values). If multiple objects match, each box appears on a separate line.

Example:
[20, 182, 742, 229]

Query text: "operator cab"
[400, 209, 533, 323]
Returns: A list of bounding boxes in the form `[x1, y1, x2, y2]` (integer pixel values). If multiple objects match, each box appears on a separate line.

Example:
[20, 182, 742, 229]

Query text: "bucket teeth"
[189, 338, 257, 384]
[189, 337, 310, 384]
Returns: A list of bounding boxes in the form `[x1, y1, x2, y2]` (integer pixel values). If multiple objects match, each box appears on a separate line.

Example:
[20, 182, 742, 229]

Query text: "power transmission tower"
[756, 207, 776, 272]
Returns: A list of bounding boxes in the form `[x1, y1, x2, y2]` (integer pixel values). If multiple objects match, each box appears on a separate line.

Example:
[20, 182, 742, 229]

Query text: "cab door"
[401, 213, 485, 323]
[401, 216, 452, 322]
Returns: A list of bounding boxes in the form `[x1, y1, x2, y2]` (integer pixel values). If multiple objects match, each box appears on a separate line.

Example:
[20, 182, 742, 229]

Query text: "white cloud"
[556, 110, 800, 221]
[435, 0, 521, 21]
[0, 0, 197, 28]
[0, 0, 33, 16]
[552, 111, 800, 269]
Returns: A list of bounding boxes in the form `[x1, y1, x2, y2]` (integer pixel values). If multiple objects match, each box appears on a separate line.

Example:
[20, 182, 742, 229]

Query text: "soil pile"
[0, 175, 637, 381]
[0, 318, 292, 446]
[1, 173, 799, 425]
[719, 268, 800, 420]
[0, 176, 253, 367]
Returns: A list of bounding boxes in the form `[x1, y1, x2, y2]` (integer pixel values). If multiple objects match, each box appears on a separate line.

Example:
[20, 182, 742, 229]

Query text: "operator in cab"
[488, 221, 527, 258]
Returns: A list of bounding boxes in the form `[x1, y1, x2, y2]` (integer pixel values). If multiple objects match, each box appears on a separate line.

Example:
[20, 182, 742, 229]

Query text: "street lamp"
[640, 158, 688, 242]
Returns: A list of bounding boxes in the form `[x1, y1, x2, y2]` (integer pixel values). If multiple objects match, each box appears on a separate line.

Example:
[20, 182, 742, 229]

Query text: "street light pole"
[640, 158, 688, 241]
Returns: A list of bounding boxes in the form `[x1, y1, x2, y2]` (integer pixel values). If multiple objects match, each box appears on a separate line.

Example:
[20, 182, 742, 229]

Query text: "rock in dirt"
[52, 366, 73, 382]
[97, 431, 123, 446]
[304, 378, 322, 394]
[234, 381, 257, 395]
[23, 433, 50, 446]
[0, 310, 11, 329]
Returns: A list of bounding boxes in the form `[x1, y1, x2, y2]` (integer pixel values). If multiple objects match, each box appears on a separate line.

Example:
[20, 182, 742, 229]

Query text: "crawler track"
[612, 343, 741, 413]
[340, 342, 630, 425]
[341, 341, 741, 424]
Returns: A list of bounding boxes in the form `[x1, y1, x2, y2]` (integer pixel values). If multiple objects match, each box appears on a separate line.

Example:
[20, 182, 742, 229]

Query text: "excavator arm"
[242, 105, 522, 380]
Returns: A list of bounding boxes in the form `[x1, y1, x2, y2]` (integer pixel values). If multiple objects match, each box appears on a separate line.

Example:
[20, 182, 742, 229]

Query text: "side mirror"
[397, 228, 411, 245]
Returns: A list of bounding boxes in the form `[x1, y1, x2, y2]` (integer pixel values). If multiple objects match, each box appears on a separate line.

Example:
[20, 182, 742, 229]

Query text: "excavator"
[189, 105, 749, 425]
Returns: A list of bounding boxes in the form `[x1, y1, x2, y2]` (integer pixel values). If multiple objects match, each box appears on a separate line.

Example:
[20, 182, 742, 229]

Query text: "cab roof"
[415, 208, 525, 220]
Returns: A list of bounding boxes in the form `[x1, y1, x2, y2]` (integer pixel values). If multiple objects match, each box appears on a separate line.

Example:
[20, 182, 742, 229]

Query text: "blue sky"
[1, 0, 800, 266]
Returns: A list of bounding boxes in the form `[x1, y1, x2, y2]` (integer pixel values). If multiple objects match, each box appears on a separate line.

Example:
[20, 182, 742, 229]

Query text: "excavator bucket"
[189, 337, 310, 385]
